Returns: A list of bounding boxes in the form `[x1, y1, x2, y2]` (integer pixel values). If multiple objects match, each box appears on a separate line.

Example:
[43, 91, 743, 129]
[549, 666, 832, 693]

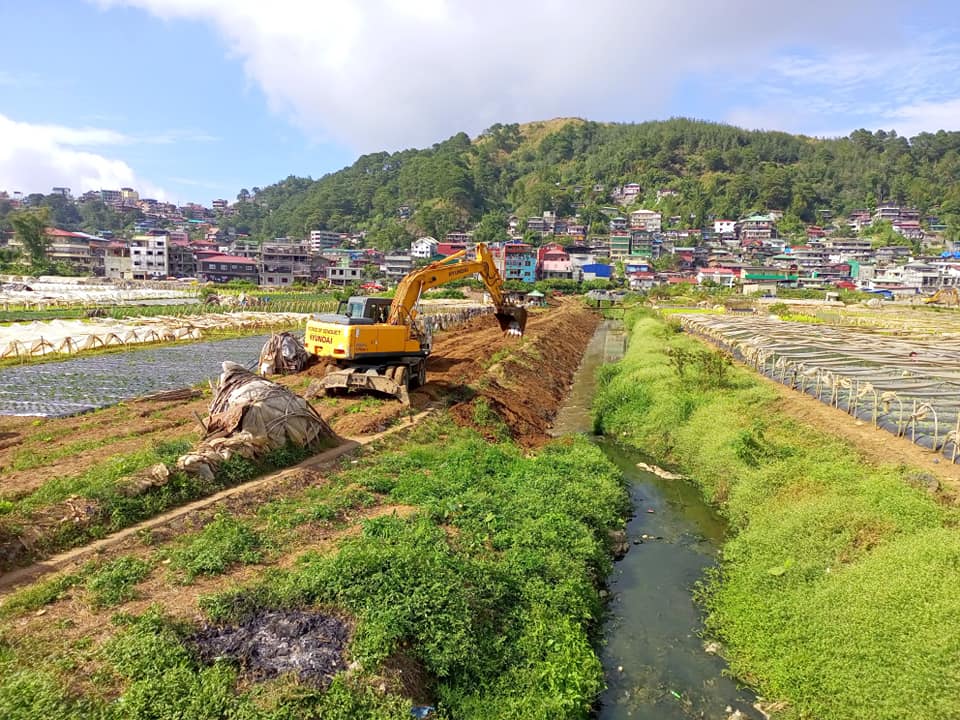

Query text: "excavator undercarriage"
[313, 357, 426, 405]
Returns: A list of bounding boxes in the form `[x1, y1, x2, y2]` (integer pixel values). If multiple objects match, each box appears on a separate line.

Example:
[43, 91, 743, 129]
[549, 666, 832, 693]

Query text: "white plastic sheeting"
[681, 313, 960, 462]
[0, 312, 310, 358]
[0, 276, 194, 305]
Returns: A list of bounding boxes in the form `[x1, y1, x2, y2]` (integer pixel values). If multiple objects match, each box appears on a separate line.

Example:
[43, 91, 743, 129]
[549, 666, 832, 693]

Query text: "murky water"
[551, 318, 759, 720]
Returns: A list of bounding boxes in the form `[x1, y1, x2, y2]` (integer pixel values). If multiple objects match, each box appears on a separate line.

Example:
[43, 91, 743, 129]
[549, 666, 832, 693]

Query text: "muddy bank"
[447, 300, 600, 445]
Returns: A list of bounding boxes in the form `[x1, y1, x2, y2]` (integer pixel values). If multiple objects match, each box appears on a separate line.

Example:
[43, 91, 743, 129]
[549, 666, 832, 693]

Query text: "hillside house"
[737, 214, 777, 243]
[537, 243, 574, 280]
[197, 253, 258, 284]
[491, 242, 536, 283]
[629, 209, 662, 232]
[581, 263, 613, 282]
[697, 268, 738, 288]
[714, 219, 736, 235]
[411, 236, 439, 259]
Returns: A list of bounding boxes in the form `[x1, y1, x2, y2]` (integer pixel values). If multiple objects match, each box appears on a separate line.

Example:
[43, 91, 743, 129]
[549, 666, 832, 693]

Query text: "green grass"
[0, 422, 629, 719]
[0, 572, 83, 619]
[85, 556, 152, 608]
[14, 438, 195, 513]
[169, 514, 263, 582]
[0, 439, 327, 570]
[594, 309, 960, 720]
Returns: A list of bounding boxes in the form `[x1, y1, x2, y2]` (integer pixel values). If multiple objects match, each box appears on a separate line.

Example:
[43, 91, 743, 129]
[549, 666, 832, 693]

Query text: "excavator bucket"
[495, 305, 528, 337]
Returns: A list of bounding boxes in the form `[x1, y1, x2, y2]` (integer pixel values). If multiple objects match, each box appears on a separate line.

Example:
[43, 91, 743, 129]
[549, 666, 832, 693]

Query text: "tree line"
[4, 117, 960, 252]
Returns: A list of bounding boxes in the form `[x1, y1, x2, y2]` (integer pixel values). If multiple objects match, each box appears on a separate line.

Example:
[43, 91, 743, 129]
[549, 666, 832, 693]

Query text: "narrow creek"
[551, 318, 760, 720]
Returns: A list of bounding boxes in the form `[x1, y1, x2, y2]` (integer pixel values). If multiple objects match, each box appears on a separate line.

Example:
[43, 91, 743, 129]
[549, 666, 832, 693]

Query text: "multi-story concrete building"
[326, 264, 363, 286]
[260, 237, 310, 286]
[383, 252, 414, 283]
[309, 230, 344, 253]
[491, 242, 536, 283]
[129, 234, 168, 279]
[737, 214, 777, 243]
[168, 241, 198, 278]
[42, 229, 95, 274]
[609, 232, 631, 261]
[444, 231, 473, 245]
[104, 242, 133, 280]
[629, 209, 662, 232]
[537, 243, 575, 280]
[714, 219, 736, 235]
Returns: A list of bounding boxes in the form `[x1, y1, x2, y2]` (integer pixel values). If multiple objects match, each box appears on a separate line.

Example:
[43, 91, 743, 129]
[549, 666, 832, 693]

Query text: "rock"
[905, 471, 940, 494]
[607, 529, 629, 559]
[727, 711, 746, 720]
[617, 665, 623, 672]
[633, 539, 643, 545]
[704, 641, 722, 655]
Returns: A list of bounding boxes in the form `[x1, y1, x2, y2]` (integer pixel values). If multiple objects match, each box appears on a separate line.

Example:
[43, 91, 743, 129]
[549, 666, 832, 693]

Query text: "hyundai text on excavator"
[303, 242, 528, 404]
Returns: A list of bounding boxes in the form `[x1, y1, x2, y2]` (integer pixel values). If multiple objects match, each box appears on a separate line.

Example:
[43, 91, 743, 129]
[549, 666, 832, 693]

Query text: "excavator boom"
[303, 242, 528, 403]
[388, 243, 527, 335]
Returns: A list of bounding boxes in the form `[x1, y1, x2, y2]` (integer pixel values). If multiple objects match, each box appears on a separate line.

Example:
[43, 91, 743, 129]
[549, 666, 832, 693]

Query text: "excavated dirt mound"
[434, 300, 599, 446]
[192, 609, 351, 687]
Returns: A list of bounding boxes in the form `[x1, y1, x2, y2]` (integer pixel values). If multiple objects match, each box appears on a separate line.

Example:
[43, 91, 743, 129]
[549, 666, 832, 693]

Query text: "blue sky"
[1, 0, 958, 205]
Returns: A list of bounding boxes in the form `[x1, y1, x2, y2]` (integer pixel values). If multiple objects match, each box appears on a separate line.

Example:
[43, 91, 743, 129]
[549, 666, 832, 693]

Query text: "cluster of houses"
[2, 185, 956, 296]
[2, 187, 235, 224]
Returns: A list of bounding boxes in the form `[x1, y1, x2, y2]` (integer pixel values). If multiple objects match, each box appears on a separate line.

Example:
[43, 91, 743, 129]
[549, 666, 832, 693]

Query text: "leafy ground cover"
[0, 418, 628, 719]
[594, 308, 960, 720]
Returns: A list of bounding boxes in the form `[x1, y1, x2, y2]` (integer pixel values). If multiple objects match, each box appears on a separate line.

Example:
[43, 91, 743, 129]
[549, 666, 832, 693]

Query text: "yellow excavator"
[303, 242, 528, 403]
[924, 287, 960, 306]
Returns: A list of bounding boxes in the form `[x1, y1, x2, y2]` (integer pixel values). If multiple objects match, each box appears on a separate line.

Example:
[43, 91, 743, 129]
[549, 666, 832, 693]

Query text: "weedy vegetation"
[593, 308, 960, 720]
[0, 417, 629, 719]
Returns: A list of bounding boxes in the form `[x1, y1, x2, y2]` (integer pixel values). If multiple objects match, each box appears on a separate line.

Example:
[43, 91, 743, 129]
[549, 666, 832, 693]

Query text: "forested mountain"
[226, 118, 960, 248]
[6, 118, 960, 247]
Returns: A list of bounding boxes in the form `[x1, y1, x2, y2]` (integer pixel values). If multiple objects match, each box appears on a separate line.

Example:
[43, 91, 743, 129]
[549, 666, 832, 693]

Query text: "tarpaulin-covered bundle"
[177, 361, 336, 481]
[258, 332, 310, 375]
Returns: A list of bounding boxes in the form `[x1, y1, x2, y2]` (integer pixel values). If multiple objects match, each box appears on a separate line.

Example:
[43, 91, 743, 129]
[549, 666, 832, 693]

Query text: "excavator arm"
[388, 243, 527, 334]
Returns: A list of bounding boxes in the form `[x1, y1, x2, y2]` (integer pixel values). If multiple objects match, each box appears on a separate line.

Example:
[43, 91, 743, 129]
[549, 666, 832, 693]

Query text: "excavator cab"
[333, 297, 392, 324]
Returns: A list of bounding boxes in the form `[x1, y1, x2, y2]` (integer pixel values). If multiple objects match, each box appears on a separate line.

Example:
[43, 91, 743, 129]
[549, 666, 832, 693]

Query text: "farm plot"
[0, 334, 271, 416]
[681, 314, 960, 462]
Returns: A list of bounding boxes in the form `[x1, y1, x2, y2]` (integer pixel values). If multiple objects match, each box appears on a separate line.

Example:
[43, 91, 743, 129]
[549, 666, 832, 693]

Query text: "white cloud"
[93, 0, 900, 150]
[0, 114, 167, 199]
[725, 34, 960, 138]
[884, 98, 960, 137]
